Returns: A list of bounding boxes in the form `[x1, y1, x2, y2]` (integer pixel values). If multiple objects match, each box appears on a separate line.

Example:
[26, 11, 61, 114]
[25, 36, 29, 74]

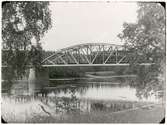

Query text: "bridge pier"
[28, 67, 49, 95]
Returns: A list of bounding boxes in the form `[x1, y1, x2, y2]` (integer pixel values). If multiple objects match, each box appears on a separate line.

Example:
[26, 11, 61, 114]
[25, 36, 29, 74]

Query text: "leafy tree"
[118, 2, 165, 98]
[2, 1, 52, 80]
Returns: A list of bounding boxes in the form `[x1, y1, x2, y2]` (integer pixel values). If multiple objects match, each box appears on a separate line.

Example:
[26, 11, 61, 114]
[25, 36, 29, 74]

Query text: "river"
[1, 76, 164, 123]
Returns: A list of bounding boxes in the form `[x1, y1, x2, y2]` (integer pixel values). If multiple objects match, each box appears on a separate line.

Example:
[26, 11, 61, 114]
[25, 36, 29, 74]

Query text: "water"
[1, 77, 163, 122]
[46, 82, 156, 102]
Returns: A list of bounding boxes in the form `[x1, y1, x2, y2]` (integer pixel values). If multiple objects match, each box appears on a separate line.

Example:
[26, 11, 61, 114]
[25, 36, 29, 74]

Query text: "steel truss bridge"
[42, 43, 152, 67]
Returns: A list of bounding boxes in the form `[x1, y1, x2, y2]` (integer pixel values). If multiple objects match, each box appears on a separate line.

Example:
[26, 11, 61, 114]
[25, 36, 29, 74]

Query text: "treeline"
[48, 66, 137, 78]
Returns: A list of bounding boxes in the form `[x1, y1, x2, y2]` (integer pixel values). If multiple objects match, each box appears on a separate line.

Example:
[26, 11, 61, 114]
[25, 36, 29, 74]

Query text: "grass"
[27, 103, 164, 123]
[3, 102, 164, 123]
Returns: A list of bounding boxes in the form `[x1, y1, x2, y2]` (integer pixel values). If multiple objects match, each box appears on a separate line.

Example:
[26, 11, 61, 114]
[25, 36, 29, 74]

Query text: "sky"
[41, 1, 138, 51]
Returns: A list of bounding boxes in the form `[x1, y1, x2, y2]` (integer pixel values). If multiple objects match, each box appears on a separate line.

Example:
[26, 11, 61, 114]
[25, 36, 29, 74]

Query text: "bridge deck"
[42, 63, 154, 67]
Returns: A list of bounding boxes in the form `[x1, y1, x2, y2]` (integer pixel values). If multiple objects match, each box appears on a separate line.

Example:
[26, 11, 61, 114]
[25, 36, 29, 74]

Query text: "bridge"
[2, 43, 154, 95]
[42, 43, 152, 67]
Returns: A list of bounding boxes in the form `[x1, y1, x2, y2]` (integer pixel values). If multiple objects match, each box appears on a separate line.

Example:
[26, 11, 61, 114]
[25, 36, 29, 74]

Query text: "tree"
[2, 1, 52, 80]
[118, 2, 165, 98]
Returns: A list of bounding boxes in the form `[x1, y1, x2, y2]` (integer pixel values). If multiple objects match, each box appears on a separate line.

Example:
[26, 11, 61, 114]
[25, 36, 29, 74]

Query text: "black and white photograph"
[1, 0, 166, 123]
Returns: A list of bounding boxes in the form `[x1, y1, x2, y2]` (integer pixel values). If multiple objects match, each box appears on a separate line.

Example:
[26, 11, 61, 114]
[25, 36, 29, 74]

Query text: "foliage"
[2, 1, 52, 79]
[118, 2, 165, 98]
[49, 67, 83, 78]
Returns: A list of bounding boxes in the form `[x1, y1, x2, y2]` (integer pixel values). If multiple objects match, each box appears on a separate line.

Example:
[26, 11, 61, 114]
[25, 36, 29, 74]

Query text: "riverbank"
[28, 103, 164, 123]
[2, 96, 164, 123]
[62, 103, 164, 123]
[85, 74, 137, 78]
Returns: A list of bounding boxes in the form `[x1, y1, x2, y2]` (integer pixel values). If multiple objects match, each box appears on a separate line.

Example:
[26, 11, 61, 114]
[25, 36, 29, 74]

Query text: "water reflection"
[2, 77, 163, 122]
[45, 80, 160, 102]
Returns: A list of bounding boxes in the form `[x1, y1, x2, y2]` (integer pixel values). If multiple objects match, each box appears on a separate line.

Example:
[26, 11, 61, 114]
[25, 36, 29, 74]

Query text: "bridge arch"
[42, 43, 129, 67]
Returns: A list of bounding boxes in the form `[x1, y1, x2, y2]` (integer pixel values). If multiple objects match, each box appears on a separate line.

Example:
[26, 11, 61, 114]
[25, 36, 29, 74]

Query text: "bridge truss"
[42, 43, 151, 67]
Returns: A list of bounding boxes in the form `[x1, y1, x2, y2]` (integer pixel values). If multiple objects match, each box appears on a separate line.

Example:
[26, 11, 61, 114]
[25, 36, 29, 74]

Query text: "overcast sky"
[41, 1, 138, 51]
